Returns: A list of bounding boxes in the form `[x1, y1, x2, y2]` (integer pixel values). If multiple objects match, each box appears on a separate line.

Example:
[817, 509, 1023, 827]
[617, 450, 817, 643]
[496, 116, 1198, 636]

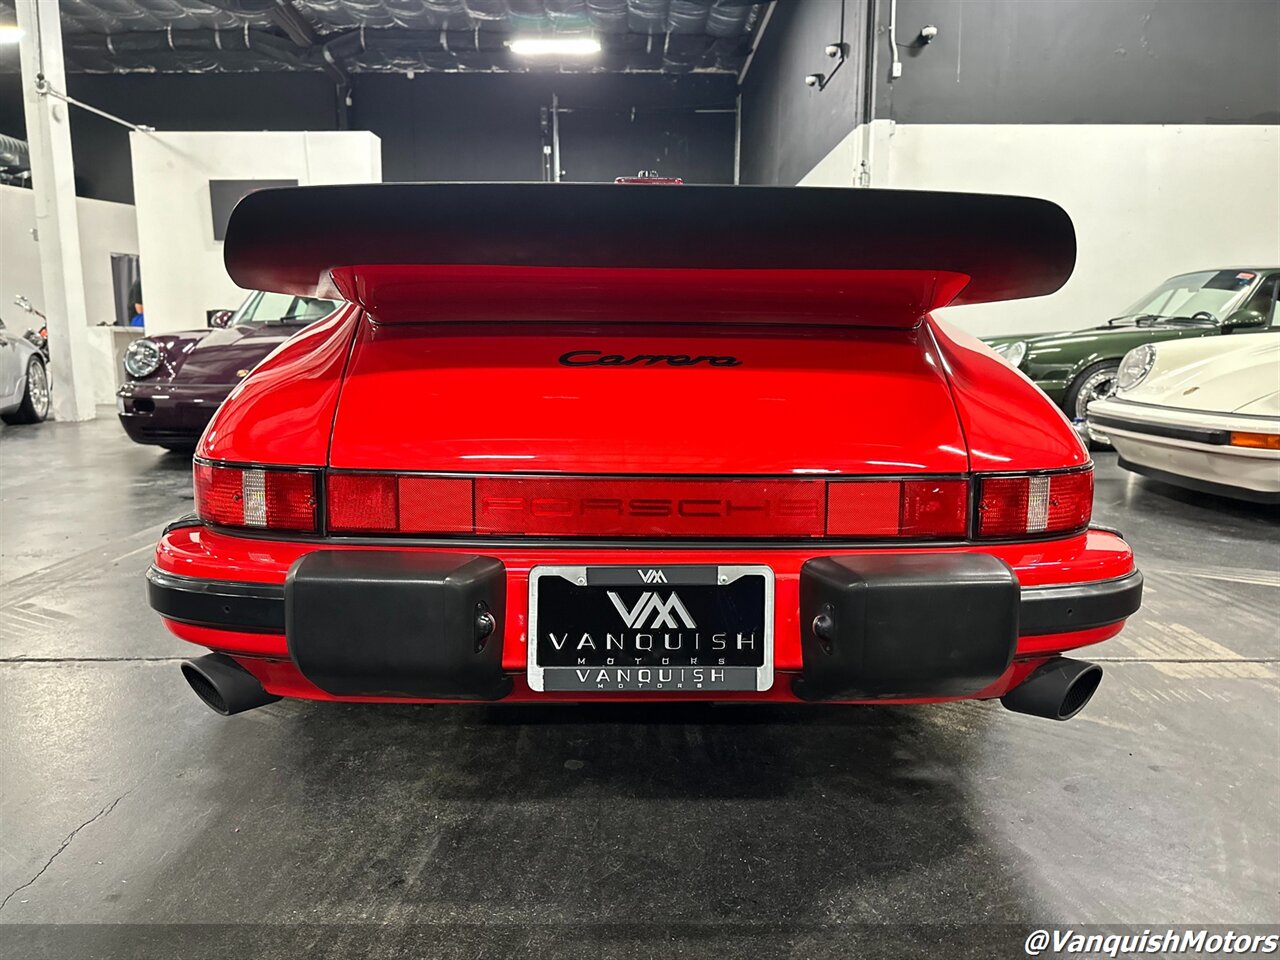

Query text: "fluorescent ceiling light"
[0, 25, 24, 44]
[509, 36, 601, 56]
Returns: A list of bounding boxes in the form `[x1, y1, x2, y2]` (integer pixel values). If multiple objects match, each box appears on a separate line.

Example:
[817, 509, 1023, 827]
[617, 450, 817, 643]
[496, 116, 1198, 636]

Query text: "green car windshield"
[1115, 270, 1257, 324]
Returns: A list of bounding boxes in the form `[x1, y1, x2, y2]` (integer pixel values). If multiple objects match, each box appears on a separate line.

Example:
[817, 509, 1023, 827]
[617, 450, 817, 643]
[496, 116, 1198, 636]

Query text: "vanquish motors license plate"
[527, 565, 774, 693]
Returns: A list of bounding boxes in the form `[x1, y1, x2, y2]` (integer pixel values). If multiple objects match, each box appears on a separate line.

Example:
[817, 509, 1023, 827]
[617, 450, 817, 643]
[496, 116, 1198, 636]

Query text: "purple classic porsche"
[116, 291, 337, 450]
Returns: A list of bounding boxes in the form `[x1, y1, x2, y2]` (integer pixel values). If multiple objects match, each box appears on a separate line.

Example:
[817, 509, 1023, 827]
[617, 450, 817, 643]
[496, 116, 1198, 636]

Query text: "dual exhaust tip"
[181, 652, 1102, 720]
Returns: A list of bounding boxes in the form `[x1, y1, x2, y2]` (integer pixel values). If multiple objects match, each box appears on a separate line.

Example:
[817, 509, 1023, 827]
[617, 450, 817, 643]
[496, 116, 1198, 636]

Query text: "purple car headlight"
[124, 338, 162, 379]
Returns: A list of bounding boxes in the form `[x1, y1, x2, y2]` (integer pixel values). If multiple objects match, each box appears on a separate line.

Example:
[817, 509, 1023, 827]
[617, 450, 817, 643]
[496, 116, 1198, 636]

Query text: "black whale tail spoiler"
[223, 182, 1075, 327]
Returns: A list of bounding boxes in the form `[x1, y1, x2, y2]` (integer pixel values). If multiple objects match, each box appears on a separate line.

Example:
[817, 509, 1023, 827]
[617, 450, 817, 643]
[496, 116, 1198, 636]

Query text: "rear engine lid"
[327, 322, 969, 475]
[224, 183, 1075, 329]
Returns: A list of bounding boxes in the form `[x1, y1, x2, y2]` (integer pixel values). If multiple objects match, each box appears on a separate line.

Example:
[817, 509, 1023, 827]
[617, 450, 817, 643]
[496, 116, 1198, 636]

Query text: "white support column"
[15, 0, 95, 421]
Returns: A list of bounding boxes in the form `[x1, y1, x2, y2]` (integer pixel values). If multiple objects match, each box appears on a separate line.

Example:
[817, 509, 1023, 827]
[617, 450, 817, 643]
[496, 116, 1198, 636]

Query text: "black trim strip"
[1019, 570, 1143, 636]
[148, 565, 1142, 639]
[1118, 458, 1280, 505]
[163, 514, 203, 536]
[1090, 414, 1229, 446]
[147, 568, 284, 634]
[200, 521, 1093, 551]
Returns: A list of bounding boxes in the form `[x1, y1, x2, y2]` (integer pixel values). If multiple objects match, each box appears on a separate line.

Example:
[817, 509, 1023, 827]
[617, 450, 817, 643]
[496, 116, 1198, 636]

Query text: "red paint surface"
[325, 318, 973, 475]
[197, 304, 360, 466]
[928, 318, 1089, 471]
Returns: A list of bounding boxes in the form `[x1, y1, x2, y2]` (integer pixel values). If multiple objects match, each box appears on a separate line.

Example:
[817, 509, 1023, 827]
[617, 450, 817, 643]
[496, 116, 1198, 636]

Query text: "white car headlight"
[1116, 344, 1156, 392]
[123, 338, 162, 379]
[998, 341, 1027, 368]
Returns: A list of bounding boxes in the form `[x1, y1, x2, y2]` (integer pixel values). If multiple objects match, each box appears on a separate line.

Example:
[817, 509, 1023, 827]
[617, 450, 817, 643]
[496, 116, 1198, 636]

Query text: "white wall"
[0, 183, 139, 331]
[129, 131, 382, 334]
[800, 123, 1280, 337]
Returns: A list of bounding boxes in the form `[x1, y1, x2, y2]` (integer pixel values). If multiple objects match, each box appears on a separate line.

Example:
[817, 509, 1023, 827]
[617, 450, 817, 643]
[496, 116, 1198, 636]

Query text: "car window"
[232, 291, 337, 326]
[1124, 270, 1257, 322]
[1244, 274, 1279, 325]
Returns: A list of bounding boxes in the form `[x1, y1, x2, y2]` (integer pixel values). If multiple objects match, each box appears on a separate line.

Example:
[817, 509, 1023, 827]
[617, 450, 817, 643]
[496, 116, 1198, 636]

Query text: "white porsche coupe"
[1087, 334, 1280, 504]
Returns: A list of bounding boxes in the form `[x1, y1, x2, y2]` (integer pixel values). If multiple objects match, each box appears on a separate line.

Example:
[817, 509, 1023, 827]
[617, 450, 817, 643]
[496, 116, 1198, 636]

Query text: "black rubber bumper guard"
[148, 554, 1142, 702]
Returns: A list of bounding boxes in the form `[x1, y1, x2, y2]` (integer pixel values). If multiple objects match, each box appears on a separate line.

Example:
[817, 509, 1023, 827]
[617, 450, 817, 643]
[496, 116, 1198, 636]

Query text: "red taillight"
[194, 462, 318, 531]
[1045, 469, 1093, 533]
[327, 474, 474, 534]
[825, 479, 969, 538]
[976, 469, 1092, 538]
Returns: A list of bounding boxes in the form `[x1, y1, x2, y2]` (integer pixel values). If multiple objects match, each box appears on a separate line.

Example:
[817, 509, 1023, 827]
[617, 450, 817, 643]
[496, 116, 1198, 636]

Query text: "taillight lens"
[826, 479, 968, 538]
[976, 468, 1092, 538]
[190, 467, 1091, 541]
[193, 462, 318, 531]
[327, 474, 474, 534]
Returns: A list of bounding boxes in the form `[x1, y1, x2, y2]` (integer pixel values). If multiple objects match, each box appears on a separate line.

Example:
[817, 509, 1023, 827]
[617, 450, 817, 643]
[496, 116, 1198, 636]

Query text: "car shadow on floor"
[112, 697, 1050, 948]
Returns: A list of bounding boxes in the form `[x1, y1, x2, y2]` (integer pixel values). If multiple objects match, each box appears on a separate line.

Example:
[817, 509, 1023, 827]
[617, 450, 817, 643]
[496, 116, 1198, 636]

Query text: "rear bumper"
[116, 382, 231, 446]
[150, 523, 1141, 704]
[149, 564, 1142, 642]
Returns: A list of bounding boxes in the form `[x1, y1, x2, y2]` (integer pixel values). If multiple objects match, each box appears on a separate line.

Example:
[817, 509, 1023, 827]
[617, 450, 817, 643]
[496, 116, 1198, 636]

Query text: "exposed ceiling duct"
[0, 0, 765, 75]
[0, 132, 30, 185]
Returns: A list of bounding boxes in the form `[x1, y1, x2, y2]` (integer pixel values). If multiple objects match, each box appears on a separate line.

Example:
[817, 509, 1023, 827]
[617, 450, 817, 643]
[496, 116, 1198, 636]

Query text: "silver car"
[0, 317, 50, 425]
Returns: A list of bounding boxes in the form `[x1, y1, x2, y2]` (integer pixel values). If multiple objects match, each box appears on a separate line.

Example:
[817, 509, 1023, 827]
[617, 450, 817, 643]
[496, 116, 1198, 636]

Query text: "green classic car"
[985, 267, 1280, 421]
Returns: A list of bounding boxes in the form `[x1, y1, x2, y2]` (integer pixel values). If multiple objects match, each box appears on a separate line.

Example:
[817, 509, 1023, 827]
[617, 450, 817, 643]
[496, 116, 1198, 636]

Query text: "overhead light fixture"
[509, 36, 601, 56]
[0, 25, 24, 44]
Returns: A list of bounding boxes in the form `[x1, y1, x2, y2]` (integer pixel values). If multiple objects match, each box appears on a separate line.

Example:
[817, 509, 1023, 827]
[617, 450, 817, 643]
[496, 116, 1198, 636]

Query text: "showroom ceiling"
[0, 0, 765, 74]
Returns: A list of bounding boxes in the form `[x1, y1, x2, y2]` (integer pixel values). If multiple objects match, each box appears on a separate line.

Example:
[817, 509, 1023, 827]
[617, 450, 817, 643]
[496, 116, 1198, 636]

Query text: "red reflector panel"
[397, 476, 474, 533]
[327, 474, 397, 532]
[473, 477, 826, 537]
[825, 481, 901, 536]
[977, 470, 1091, 538]
[827, 479, 968, 537]
[327, 475, 474, 533]
[194, 462, 244, 527]
[900, 479, 969, 537]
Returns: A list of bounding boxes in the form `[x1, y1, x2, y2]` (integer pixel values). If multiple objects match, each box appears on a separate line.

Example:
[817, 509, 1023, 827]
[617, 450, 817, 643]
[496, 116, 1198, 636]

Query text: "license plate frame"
[527, 564, 774, 693]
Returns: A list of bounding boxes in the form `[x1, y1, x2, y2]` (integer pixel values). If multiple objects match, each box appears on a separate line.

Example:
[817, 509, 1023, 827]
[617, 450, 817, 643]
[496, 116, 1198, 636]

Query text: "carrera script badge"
[559, 350, 741, 367]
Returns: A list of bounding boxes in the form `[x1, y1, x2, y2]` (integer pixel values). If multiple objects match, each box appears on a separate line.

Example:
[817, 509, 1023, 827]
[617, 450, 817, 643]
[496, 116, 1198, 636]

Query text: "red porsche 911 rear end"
[148, 183, 1141, 720]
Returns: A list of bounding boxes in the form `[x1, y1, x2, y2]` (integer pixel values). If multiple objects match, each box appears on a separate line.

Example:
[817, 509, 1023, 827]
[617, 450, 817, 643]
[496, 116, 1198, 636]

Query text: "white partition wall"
[0, 184, 139, 331]
[799, 122, 1280, 338]
[2, 184, 143, 405]
[129, 131, 382, 335]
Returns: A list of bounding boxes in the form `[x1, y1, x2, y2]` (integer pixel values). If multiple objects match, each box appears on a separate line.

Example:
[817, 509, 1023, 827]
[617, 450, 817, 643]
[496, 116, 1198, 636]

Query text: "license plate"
[527, 565, 774, 693]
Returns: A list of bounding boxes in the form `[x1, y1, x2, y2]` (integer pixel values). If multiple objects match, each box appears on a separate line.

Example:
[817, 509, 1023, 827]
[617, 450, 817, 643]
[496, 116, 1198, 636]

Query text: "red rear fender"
[197, 304, 360, 466]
